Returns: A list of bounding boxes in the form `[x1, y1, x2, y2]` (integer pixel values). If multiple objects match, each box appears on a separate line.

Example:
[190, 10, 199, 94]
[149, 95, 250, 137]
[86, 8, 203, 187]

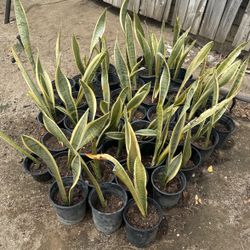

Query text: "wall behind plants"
[103, 0, 250, 51]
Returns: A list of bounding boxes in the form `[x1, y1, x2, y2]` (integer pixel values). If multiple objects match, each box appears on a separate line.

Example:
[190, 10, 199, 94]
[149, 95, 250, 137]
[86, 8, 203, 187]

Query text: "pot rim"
[151, 167, 187, 196]
[215, 114, 236, 133]
[88, 182, 128, 215]
[123, 198, 163, 232]
[49, 177, 88, 209]
[191, 128, 219, 151]
[23, 155, 49, 176]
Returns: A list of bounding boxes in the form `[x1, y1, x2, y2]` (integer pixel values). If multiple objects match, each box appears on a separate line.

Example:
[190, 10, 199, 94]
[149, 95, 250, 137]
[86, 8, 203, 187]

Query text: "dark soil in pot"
[53, 151, 72, 178]
[151, 167, 187, 208]
[23, 156, 52, 182]
[49, 177, 88, 225]
[88, 182, 128, 234]
[191, 129, 219, 163]
[131, 120, 154, 144]
[123, 198, 163, 248]
[215, 115, 235, 149]
[82, 160, 114, 188]
[37, 110, 65, 128]
[79, 141, 93, 155]
[41, 129, 71, 154]
[132, 105, 147, 121]
[142, 92, 158, 109]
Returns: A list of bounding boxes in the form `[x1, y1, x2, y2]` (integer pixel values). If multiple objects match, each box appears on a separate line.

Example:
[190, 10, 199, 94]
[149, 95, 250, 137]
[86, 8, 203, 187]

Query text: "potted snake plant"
[87, 122, 163, 247]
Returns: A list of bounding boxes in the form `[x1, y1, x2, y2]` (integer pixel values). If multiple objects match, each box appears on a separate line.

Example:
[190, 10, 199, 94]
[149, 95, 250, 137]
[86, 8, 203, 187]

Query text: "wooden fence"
[103, 0, 250, 50]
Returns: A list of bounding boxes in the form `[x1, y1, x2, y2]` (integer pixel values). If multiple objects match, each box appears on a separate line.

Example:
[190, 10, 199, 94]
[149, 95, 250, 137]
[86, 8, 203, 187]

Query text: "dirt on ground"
[0, 1, 250, 250]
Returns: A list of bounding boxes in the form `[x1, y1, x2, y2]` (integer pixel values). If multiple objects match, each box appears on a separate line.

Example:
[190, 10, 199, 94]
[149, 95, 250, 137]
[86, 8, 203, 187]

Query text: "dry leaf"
[207, 165, 213, 173]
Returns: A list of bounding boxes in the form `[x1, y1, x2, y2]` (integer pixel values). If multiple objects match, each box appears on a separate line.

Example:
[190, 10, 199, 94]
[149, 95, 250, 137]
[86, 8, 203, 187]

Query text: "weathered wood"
[162, 0, 172, 22]
[171, 0, 190, 26]
[140, 0, 155, 18]
[233, 1, 250, 47]
[199, 0, 227, 39]
[215, 0, 243, 43]
[152, 0, 168, 21]
[182, 0, 202, 30]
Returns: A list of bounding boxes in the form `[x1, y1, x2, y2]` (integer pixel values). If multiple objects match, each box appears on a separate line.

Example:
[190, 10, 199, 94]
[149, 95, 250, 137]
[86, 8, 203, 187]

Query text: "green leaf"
[135, 129, 156, 137]
[105, 131, 125, 140]
[69, 155, 82, 205]
[114, 41, 131, 97]
[120, 0, 129, 32]
[22, 135, 67, 203]
[125, 14, 136, 71]
[55, 66, 78, 123]
[125, 116, 141, 173]
[134, 157, 147, 216]
[158, 64, 170, 105]
[72, 34, 85, 75]
[182, 130, 192, 167]
[173, 17, 181, 46]
[165, 153, 183, 184]
[80, 80, 97, 121]
[90, 9, 107, 54]
[14, 0, 35, 71]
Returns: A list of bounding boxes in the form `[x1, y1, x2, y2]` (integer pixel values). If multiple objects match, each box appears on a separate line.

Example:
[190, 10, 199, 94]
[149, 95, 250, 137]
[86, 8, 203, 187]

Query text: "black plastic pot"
[95, 71, 120, 91]
[123, 198, 163, 248]
[72, 91, 88, 110]
[191, 129, 219, 163]
[101, 140, 126, 163]
[170, 68, 194, 91]
[37, 110, 65, 128]
[40, 129, 71, 155]
[131, 120, 154, 144]
[49, 177, 88, 225]
[151, 167, 187, 208]
[141, 91, 158, 110]
[132, 105, 147, 121]
[176, 145, 202, 181]
[23, 155, 52, 182]
[110, 88, 121, 104]
[137, 56, 156, 86]
[82, 160, 115, 189]
[215, 115, 235, 149]
[72, 74, 81, 91]
[140, 142, 157, 174]
[63, 109, 87, 133]
[96, 63, 117, 75]
[88, 183, 128, 234]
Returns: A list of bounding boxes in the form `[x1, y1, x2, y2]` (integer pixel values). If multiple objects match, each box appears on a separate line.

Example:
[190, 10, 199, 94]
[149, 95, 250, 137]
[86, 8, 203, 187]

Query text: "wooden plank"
[199, 0, 227, 40]
[140, 0, 155, 18]
[162, 0, 173, 22]
[152, 0, 168, 21]
[190, 0, 207, 34]
[171, 0, 190, 26]
[233, 1, 250, 46]
[215, 0, 243, 43]
[128, 0, 140, 13]
[182, 0, 203, 30]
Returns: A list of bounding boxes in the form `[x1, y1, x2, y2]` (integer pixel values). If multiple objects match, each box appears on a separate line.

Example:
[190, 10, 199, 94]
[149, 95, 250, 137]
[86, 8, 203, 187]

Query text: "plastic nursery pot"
[96, 63, 117, 75]
[169, 68, 194, 91]
[176, 145, 202, 181]
[215, 115, 235, 149]
[49, 177, 88, 225]
[37, 110, 66, 128]
[151, 167, 187, 208]
[72, 74, 81, 91]
[40, 129, 71, 155]
[72, 91, 88, 110]
[131, 120, 154, 144]
[137, 56, 156, 86]
[23, 155, 52, 182]
[63, 110, 87, 133]
[100, 140, 127, 163]
[88, 182, 128, 234]
[95, 71, 120, 91]
[123, 198, 163, 248]
[191, 128, 219, 163]
[141, 91, 158, 110]
[132, 105, 147, 121]
[82, 160, 115, 189]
